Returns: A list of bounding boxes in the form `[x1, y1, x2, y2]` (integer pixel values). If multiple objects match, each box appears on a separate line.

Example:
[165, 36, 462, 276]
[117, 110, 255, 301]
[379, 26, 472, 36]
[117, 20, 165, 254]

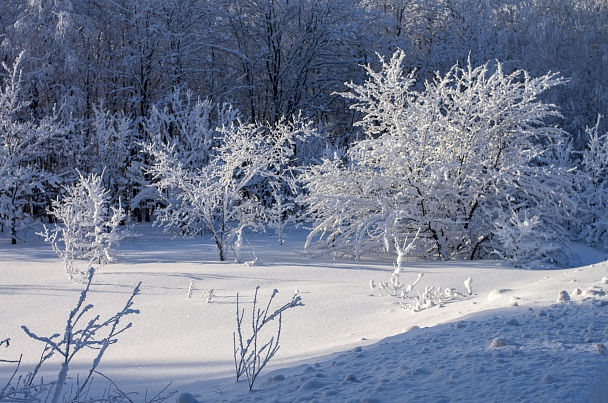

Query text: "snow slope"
[1, 224, 608, 402]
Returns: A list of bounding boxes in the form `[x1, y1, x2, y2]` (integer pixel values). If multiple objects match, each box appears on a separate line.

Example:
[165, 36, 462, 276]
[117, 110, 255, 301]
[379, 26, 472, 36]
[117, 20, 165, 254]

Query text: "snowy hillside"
[1, 224, 608, 402]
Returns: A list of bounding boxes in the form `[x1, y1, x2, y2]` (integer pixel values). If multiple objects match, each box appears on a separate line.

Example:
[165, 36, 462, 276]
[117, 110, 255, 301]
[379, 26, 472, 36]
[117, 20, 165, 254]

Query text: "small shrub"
[39, 170, 131, 282]
[0, 268, 176, 402]
[233, 287, 304, 390]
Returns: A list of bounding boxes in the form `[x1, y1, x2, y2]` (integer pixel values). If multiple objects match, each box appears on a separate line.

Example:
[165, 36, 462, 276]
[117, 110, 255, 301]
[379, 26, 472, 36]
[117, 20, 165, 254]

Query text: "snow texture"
[1, 224, 608, 402]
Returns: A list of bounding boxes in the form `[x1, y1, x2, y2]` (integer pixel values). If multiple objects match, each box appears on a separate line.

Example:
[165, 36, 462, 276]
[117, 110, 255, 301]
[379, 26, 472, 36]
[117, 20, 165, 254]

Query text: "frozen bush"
[302, 50, 575, 265]
[39, 170, 130, 281]
[492, 209, 564, 268]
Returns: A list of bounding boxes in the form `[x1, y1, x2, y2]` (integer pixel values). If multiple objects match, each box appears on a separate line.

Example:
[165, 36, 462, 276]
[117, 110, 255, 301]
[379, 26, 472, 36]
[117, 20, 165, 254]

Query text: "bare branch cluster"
[233, 287, 304, 390]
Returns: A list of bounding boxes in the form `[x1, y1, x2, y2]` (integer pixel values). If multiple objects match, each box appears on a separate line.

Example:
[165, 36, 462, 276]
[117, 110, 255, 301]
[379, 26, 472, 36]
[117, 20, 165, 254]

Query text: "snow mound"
[215, 299, 608, 402]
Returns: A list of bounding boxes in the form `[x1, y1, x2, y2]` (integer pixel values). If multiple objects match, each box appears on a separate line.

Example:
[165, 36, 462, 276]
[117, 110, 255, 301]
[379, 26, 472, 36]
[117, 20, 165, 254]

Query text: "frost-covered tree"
[215, 0, 365, 128]
[147, 120, 263, 262]
[579, 116, 608, 249]
[0, 52, 66, 244]
[302, 50, 575, 265]
[40, 171, 128, 282]
[134, 92, 235, 224]
[4, 0, 102, 120]
[147, 110, 317, 261]
[83, 104, 138, 204]
[145, 89, 225, 170]
[260, 115, 319, 245]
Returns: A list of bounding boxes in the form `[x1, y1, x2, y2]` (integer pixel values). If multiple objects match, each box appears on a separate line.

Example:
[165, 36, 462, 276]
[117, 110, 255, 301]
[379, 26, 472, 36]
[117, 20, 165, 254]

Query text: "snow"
[2, 224, 608, 402]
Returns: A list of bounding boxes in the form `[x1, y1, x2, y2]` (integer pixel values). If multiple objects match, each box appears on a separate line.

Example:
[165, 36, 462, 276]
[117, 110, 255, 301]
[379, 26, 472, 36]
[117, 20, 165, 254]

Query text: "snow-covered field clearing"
[2, 224, 608, 402]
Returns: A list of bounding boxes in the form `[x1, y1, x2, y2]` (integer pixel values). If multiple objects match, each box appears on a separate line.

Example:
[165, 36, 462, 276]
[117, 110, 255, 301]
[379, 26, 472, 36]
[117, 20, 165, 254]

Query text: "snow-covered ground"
[2, 224, 608, 402]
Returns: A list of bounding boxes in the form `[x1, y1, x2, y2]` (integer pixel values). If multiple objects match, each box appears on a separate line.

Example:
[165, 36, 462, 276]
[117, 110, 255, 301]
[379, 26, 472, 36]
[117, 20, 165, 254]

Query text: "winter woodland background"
[1, 0, 608, 268]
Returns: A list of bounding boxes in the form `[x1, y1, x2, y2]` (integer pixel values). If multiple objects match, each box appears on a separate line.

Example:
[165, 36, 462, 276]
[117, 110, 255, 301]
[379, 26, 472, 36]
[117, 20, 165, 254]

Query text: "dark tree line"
[1, 1, 606, 134]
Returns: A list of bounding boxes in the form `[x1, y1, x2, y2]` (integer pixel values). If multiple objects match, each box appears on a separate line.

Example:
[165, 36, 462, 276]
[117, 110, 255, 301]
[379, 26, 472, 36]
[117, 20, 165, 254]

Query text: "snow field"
[1, 225, 608, 402]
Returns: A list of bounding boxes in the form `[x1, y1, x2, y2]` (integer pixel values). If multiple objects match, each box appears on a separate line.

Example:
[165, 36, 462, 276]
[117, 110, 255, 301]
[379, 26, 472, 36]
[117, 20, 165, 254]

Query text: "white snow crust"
[1, 224, 608, 402]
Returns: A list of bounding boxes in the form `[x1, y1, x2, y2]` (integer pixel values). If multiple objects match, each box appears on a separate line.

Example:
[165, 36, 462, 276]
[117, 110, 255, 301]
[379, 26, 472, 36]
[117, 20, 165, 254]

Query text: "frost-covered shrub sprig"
[370, 271, 423, 298]
[39, 170, 132, 282]
[401, 278, 472, 312]
[371, 271, 473, 312]
[0, 268, 158, 402]
[21, 268, 141, 402]
[492, 209, 562, 268]
[233, 287, 304, 390]
[188, 280, 196, 298]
